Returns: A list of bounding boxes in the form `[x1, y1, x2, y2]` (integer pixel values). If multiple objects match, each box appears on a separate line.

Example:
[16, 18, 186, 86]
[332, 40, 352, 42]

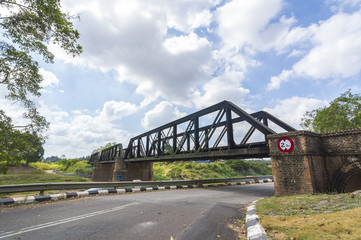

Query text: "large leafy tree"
[0, 0, 82, 173]
[301, 90, 361, 133]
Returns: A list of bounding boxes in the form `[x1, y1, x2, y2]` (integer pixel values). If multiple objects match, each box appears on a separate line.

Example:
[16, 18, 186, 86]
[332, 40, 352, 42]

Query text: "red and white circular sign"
[277, 137, 294, 153]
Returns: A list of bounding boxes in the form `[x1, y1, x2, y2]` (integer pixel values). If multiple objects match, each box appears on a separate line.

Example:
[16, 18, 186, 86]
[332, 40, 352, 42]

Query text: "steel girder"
[89, 101, 296, 164]
[118, 100, 296, 163]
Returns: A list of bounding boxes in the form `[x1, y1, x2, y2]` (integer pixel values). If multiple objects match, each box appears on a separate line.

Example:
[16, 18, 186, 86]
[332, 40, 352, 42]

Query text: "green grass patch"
[0, 171, 90, 185]
[257, 192, 361, 239]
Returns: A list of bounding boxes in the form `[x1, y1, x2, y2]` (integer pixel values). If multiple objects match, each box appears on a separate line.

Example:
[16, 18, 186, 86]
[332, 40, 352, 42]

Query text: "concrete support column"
[91, 163, 114, 182]
[112, 156, 127, 181]
[124, 162, 153, 181]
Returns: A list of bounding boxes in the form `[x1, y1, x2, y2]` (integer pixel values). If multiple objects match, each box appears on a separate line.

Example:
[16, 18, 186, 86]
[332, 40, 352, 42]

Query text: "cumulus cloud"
[39, 100, 137, 158]
[164, 33, 210, 55]
[99, 101, 138, 121]
[43, 112, 132, 158]
[141, 101, 186, 130]
[39, 68, 60, 89]
[267, 69, 293, 91]
[192, 70, 249, 108]
[269, 9, 361, 89]
[215, 0, 283, 49]
[49, 0, 216, 106]
[215, 0, 304, 53]
[263, 96, 328, 129]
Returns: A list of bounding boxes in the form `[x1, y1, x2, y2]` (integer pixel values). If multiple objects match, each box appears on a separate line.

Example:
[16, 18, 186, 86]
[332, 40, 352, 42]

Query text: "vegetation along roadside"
[256, 191, 361, 239]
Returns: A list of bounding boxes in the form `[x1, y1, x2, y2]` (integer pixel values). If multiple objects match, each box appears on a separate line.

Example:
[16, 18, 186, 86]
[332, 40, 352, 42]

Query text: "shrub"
[29, 162, 53, 171]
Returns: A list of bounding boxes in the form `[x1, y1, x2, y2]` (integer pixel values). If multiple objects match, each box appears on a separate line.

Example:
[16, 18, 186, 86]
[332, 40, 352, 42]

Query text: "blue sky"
[3, 0, 361, 158]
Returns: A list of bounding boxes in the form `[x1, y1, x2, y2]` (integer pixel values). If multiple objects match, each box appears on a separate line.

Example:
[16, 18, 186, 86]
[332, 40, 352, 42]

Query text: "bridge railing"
[89, 144, 125, 164]
[0, 176, 273, 195]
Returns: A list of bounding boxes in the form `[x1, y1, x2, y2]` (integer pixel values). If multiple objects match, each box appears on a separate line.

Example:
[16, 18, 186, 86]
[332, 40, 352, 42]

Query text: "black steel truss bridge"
[89, 101, 296, 164]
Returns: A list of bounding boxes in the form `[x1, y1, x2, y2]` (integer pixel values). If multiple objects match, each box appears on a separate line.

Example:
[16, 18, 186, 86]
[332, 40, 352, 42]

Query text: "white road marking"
[0, 202, 140, 239]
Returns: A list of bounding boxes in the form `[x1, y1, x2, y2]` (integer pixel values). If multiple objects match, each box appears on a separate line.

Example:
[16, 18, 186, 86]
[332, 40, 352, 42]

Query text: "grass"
[0, 171, 91, 199]
[0, 171, 90, 185]
[257, 192, 361, 239]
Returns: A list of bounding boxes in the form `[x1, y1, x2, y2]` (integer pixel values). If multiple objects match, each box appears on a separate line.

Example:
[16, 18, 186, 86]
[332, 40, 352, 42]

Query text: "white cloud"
[270, 9, 361, 89]
[267, 69, 293, 91]
[192, 70, 249, 108]
[288, 49, 303, 57]
[39, 100, 136, 158]
[329, 0, 361, 10]
[164, 33, 210, 55]
[141, 101, 186, 130]
[215, 0, 291, 51]
[50, 0, 215, 106]
[99, 100, 138, 121]
[0, 99, 28, 127]
[39, 68, 60, 89]
[263, 96, 328, 129]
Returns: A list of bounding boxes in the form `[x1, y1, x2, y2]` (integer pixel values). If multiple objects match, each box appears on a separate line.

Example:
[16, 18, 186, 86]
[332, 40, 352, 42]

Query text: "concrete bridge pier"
[91, 158, 153, 182]
[91, 162, 114, 182]
[112, 157, 153, 181]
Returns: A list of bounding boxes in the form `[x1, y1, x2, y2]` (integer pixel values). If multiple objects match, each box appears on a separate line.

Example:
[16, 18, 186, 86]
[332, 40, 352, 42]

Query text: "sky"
[2, 0, 361, 158]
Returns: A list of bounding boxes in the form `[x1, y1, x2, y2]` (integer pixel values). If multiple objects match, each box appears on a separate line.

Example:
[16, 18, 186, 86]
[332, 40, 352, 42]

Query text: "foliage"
[153, 159, 272, 180]
[30, 158, 92, 175]
[301, 89, 361, 132]
[226, 159, 272, 175]
[43, 155, 61, 163]
[66, 160, 92, 175]
[58, 158, 80, 171]
[29, 161, 55, 171]
[92, 142, 118, 154]
[0, 0, 82, 172]
[0, 111, 44, 173]
[154, 161, 243, 180]
[22, 132, 44, 164]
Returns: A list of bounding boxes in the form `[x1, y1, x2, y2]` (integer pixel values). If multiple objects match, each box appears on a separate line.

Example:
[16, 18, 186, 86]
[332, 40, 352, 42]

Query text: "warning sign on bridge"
[277, 137, 294, 153]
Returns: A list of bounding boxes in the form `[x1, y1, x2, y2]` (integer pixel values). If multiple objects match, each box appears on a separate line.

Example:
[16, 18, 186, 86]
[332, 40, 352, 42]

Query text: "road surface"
[0, 183, 274, 240]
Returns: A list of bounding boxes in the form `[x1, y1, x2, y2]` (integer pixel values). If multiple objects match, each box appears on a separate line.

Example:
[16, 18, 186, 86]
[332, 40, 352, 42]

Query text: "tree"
[43, 155, 61, 163]
[92, 142, 118, 154]
[0, 0, 82, 173]
[22, 132, 44, 164]
[301, 89, 361, 133]
[0, 111, 44, 173]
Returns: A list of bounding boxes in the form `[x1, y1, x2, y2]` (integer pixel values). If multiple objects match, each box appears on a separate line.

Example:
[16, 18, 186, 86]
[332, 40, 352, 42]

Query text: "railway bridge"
[89, 100, 361, 196]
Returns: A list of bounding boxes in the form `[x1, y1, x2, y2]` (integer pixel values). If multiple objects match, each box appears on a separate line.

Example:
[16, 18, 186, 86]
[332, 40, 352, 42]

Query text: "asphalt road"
[0, 183, 274, 240]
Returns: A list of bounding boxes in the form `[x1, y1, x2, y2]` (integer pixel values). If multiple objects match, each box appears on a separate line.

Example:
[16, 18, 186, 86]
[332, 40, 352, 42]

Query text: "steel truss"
[89, 101, 296, 164]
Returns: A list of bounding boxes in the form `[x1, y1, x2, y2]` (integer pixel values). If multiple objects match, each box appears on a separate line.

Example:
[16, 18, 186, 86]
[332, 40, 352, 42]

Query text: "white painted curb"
[246, 200, 268, 240]
[0, 180, 272, 208]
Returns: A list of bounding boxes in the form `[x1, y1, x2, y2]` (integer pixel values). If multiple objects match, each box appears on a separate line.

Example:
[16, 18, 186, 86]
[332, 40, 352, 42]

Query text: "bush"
[67, 160, 92, 175]
[29, 159, 93, 175]
[225, 159, 272, 175]
[29, 162, 53, 171]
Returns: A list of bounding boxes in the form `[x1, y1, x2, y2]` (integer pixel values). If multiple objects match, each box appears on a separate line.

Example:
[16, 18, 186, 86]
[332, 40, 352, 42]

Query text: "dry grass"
[257, 192, 361, 240]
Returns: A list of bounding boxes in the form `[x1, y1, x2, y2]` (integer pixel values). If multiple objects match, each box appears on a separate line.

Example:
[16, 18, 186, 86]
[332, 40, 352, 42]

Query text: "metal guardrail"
[0, 176, 273, 195]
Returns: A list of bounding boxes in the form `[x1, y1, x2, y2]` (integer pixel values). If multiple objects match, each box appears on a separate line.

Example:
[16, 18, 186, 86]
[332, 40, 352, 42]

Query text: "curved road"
[0, 183, 274, 240]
